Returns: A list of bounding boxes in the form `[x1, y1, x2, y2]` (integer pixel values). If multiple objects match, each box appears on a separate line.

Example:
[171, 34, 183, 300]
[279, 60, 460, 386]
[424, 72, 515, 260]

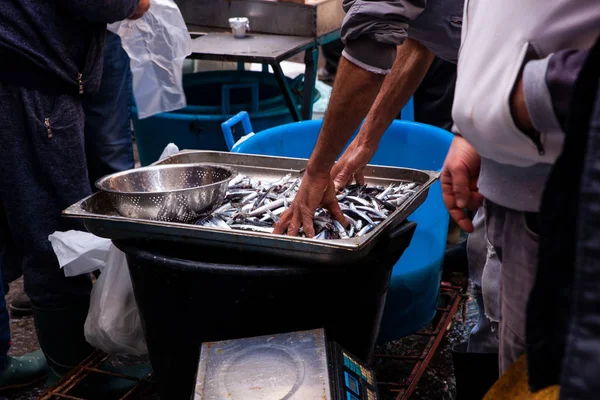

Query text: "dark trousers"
[0, 84, 92, 308]
[320, 39, 457, 130]
[321, 39, 344, 75]
[412, 56, 456, 131]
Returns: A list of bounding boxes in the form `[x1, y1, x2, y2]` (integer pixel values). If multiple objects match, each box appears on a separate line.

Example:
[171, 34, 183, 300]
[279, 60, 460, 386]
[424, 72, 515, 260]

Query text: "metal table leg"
[272, 62, 301, 122]
[302, 48, 319, 120]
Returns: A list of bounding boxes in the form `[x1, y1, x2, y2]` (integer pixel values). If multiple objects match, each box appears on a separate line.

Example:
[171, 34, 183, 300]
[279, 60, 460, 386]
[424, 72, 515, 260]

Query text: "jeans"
[83, 31, 134, 187]
[466, 207, 501, 354]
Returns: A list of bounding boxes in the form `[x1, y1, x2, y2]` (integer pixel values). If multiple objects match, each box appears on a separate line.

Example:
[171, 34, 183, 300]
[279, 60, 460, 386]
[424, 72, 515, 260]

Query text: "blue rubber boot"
[0, 350, 47, 391]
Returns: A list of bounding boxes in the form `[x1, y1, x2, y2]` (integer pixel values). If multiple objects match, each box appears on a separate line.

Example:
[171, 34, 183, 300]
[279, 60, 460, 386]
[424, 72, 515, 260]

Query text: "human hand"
[441, 136, 483, 233]
[331, 138, 377, 191]
[510, 74, 534, 133]
[273, 170, 346, 238]
[128, 0, 150, 20]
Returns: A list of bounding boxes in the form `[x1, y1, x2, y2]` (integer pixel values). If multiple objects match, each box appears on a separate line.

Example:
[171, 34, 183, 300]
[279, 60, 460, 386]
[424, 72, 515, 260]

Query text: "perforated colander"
[95, 163, 236, 223]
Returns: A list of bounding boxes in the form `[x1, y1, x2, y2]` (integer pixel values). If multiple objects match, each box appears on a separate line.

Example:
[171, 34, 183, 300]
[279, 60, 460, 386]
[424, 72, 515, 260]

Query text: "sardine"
[332, 220, 349, 239]
[348, 203, 374, 224]
[355, 206, 387, 219]
[249, 198, 286, 216]
[376, 184, 395, 200]
[228, 174, 245, 187]
[346, 196, 372, 207]
[357, 223, 375, 236]
[230, 224, 274, 234]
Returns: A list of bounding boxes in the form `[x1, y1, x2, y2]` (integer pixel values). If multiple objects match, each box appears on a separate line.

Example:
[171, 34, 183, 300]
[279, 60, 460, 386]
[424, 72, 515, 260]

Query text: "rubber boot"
[9, 293, 33, 317]
[0, 350, 47, 391]
[452, 342, 499, 400]
[33, 302, 152, 397]
[33, 301, 95, 385]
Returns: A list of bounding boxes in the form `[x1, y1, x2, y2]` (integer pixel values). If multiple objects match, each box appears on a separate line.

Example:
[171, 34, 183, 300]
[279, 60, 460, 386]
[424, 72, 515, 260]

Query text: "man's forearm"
[306, 57, 385, 176]
[357, 39, 435, 148]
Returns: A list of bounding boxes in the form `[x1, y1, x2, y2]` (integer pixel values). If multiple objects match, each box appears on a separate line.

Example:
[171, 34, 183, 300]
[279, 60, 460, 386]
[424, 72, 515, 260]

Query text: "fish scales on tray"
[194, 174, 420, 240]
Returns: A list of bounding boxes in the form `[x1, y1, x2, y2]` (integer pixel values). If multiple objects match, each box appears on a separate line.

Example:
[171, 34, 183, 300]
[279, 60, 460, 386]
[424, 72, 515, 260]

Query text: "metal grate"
[375, 278, 468, 400]
[38, 351, 155, 400]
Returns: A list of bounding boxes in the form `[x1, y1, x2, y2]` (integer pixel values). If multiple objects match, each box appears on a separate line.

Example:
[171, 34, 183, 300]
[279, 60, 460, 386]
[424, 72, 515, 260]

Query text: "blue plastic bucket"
[231, 119, 453, 339]
[132, 71, 319, 166]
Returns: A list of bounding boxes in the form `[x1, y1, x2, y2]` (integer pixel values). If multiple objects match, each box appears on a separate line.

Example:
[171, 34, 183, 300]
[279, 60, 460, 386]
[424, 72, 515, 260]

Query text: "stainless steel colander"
[95, 163, 237, 223]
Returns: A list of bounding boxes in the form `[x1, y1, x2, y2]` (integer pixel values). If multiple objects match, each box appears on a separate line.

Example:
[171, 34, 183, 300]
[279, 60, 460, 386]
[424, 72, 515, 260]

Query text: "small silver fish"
[230, 224, 274, 234]
[357, 223, 375, 236]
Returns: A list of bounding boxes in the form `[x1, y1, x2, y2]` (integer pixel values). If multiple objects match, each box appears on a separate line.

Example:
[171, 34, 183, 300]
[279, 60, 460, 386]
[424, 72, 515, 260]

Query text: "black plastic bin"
[115, 221, 416, 399]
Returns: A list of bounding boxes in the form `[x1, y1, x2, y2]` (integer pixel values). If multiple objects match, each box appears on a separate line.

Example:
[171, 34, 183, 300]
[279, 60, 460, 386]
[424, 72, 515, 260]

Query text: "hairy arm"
[306, 57, 386, 176]
[330, 39, 435, 187]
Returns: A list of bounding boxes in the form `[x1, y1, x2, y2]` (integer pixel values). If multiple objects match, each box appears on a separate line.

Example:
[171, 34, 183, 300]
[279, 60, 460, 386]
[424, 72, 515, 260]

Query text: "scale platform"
[195, 329, 378, 399]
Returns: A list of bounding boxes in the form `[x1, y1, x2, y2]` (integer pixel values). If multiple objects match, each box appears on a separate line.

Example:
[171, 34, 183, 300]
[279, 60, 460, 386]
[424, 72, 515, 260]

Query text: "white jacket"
[452, 0, 600, 168]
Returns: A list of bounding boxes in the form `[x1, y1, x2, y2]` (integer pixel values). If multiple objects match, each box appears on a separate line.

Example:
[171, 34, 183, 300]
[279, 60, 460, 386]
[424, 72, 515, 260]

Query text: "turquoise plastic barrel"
[232, 119, 453, 339]
[132, 71, 318, 166]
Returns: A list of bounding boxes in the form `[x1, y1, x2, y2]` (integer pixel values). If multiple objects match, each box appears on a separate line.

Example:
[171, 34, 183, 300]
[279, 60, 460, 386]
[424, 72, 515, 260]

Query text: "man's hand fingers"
[273, 210, 292, 235]
[467, 192, 484, 211]
[450, 166, 472, 209]
[333, 169, 352, 192]
[287, 209, 302, 237]
[354, 170, 365, 186]
[302, 211, 315, 238]
[450, 208, 475, 233]
[326, 200, 348, 228]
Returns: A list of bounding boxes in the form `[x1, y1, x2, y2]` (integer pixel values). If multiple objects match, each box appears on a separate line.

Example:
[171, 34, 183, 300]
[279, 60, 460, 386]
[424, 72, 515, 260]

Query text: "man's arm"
[273, 0, 428, 236]
[331, 39, 435, 188]
[305, 58, 386, 177]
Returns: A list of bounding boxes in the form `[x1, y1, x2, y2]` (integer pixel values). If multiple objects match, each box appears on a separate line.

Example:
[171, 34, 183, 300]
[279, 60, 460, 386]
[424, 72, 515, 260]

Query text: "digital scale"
[195, 329, 378, 399]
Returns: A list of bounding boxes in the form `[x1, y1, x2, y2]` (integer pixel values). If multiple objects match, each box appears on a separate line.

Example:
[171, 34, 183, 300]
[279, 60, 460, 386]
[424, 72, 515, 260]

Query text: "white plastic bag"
[49, 230, 147, 355]
[49, 231, 112, 277]
[108, 0, 192, 119]
[159, 142, 180, 161]
[84, 245, 148, 355]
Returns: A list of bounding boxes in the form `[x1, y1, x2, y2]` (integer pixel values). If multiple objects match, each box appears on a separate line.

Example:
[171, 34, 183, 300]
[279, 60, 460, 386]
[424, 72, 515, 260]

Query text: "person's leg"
[485, 200, 539, 374]
[83, 31, 134, 187]
[466, 207, 500, 354]
[0, 201, 47, 389]
[0, 212, 32, 318]
[0, 84, 94, 381]
[451, 206, 500, 400]
[318, 39, 344, 82]
[412, 56, 457, 131]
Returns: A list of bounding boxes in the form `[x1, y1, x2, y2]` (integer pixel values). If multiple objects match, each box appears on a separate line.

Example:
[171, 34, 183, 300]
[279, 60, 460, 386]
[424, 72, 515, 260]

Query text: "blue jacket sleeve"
[59, 0, 139, 24]
[340, 0, 427, 75]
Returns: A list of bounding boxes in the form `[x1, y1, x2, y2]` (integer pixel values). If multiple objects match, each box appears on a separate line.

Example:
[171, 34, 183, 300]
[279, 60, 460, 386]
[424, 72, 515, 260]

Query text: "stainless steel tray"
[63, 151, 438, 264]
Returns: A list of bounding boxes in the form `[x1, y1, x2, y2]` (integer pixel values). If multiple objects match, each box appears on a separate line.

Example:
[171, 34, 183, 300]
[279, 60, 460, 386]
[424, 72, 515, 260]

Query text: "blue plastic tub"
[231, 119, 453, 339]
[132, 71, 318, 166]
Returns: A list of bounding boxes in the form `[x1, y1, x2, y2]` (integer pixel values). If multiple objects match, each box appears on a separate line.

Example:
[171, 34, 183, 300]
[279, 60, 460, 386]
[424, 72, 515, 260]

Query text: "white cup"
[229, 17, 250, 38]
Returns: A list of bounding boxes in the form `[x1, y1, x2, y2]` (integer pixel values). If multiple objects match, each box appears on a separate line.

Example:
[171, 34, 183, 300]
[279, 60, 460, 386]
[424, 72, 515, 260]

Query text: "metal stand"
[375, 278, 468, 400]
[38, 351, 154, 400]
[186, 28, 337, 121]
